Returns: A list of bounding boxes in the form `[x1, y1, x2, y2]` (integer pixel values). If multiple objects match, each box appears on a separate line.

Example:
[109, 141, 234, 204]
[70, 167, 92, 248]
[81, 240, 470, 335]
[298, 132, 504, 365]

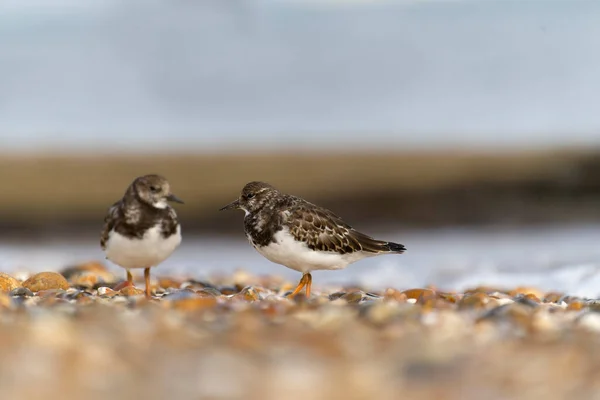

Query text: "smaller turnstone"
[220, 182, 406, 297]
[101, 174, 184, 298]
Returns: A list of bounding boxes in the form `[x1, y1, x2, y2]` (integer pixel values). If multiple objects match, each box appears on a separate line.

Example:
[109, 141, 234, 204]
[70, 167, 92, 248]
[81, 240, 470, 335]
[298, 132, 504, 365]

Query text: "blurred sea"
[1, 0, 600, 152]
[4, 225, 600, 297]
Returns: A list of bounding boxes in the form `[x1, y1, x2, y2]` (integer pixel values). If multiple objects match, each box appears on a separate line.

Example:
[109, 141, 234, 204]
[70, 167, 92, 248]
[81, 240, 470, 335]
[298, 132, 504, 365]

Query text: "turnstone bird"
[101, 174, 184, 298]
[220, 181, 406, 297]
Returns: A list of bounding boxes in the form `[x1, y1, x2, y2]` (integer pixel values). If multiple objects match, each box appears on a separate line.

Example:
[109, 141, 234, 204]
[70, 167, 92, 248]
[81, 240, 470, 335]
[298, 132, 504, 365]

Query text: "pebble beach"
[1, 263, 599, 400]
[4, 1, 600, 399]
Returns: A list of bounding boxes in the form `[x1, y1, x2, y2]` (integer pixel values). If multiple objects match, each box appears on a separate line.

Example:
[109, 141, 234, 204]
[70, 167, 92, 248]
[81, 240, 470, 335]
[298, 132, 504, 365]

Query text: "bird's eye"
[149, 186, 159, 192]
[246, 193, 255, 199]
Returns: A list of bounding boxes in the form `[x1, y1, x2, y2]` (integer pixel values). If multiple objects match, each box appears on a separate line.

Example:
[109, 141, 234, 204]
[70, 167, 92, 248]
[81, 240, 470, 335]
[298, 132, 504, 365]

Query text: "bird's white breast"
[251, 228, 371, 273]
[105, 225, 182, 270]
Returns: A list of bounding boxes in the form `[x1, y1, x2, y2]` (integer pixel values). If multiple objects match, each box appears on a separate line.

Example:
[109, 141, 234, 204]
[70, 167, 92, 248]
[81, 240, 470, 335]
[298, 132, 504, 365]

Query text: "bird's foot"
[287, 273, 313, 298]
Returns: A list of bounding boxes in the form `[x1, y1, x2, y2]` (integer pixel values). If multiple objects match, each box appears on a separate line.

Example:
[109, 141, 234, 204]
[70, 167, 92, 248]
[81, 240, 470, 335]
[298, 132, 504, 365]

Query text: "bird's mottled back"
[284, 198, 405, 255]
[224, 181, 406, 255]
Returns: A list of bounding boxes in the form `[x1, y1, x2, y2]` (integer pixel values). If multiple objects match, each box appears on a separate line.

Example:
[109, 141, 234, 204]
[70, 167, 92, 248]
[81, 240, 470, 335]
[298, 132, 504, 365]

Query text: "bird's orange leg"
[144, 268, 152, 298]
[126, 270, 134, 285]
[289, 273, 312, 298]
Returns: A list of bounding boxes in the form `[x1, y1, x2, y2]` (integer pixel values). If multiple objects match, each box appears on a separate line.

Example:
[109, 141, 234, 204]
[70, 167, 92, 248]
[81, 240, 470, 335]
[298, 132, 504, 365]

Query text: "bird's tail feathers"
[383, 241, 406, 253]
[353, 231, 406, 254]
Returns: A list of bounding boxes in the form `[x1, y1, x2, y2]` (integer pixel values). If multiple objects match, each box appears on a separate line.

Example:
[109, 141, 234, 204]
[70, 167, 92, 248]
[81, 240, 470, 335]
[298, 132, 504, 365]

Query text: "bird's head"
[220, 181, 278, 215]
[132, 174, 184, 209]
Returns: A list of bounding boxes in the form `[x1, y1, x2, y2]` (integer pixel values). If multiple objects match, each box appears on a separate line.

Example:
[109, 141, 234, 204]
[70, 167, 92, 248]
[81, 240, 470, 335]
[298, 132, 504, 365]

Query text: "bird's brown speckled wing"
[286, 201, 405, 255]
[100, 202, 120, 250]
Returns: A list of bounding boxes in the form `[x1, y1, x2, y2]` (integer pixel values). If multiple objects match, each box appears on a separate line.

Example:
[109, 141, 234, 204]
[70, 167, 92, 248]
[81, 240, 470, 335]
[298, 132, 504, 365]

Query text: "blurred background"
[1, 0, 600, 295]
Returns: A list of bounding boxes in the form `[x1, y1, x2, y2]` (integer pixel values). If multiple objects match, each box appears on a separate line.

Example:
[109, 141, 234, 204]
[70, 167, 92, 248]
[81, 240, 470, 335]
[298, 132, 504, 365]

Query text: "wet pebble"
[458, 293, 491, 310]
[0, 272, 21, 293]
[97, 287, 118, 297]
[10, 287, 33, 297]
[196, 287, 222, 297]
[401, 288, 436, 301]
[436, 292, 462, 304]
[219, 286, 238, 296]
[328, 292, 346, 301]
[340, 291, 366, 304]
[23, 272, 69, 292]
[182, 280, 219, 291]
[509, 286, 545, 299]
[119, 286, 145, 297]
[383, 288, 408, 302]
[543, 292, 564, 303]
[231, 286, 269, 302]
[513, 294, 540, 308]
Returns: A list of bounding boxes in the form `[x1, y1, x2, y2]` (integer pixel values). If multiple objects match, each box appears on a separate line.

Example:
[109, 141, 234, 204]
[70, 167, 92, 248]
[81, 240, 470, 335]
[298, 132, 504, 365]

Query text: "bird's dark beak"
[166, 193, 185, 204]
[220, 199, 241, 211]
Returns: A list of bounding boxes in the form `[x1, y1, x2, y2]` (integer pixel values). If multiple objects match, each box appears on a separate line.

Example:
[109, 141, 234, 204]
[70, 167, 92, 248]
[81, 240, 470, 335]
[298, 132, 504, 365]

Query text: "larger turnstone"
[101, 174, 184, 298]
[220, 181, 406, 297]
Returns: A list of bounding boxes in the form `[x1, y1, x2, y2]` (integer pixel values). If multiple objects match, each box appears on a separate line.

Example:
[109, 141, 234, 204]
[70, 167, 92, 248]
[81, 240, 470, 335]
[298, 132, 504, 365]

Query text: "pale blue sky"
[1, 0, 599, 152]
